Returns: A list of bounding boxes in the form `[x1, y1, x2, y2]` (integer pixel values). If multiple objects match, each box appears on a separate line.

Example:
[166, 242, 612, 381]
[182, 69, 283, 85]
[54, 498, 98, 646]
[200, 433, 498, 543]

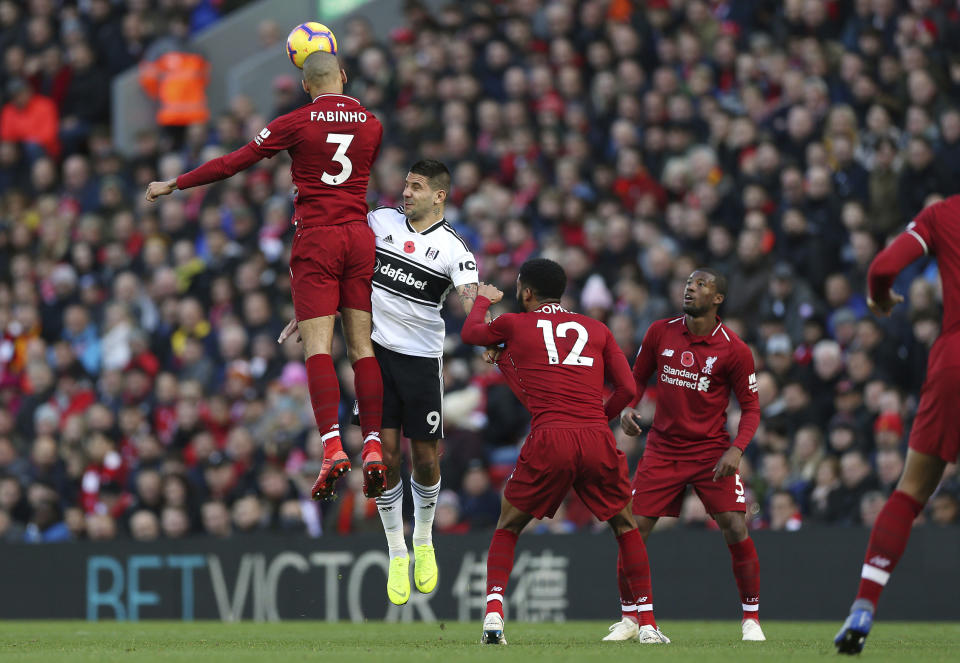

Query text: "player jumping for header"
[147, 52, 386, 500]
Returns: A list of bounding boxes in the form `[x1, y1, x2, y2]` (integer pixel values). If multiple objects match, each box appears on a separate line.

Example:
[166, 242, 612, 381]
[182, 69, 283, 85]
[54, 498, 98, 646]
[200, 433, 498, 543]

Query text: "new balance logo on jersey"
[375, 260, 429, 291]
[869, 555, 891, 568]
[661, 349, 675, 357]
[254, 128, 270, 145]
[492, 586, 503, 592]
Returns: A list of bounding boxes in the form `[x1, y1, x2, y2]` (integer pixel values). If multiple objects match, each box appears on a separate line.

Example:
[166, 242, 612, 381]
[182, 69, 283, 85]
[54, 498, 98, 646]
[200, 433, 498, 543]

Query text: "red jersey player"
[145, 52, 387, 500]
[835, 198, 960, 654]
[461, 259, 669, 645]
[613, 268, 764, 642]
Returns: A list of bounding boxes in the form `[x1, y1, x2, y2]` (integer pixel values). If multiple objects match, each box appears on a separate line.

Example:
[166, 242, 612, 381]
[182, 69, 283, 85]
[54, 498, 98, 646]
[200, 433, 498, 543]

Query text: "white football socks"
[375, 482, 406, 559]
[411, 477, 440, 548]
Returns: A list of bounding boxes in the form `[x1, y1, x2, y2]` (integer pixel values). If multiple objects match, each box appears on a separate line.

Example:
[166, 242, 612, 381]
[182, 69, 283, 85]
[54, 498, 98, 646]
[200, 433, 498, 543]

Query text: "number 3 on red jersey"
[322, 133, 354, 185]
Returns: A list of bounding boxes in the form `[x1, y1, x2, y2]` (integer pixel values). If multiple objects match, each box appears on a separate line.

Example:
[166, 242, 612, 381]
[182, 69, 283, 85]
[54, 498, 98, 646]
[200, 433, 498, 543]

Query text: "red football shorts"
[504, 426, 631, 522]
[289, 221, 374, 320]
[908, 366, 960, 463]
[631, 454, 746, 517]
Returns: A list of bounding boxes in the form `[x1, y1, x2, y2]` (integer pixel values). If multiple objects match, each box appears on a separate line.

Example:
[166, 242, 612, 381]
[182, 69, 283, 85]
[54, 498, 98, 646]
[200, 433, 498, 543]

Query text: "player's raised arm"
[449, 247, 480, 313]
[461, 283, 507, 346]
[601, 328, 637, 421]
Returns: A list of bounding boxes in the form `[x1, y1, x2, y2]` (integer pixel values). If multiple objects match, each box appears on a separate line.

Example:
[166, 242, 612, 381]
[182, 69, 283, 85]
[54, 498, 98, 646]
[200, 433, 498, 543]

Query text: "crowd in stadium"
[1, 0, 959, 543]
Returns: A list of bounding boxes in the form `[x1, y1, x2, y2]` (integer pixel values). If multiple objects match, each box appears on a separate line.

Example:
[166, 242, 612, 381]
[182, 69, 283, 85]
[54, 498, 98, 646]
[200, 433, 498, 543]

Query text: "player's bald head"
[302, 51, 342, 87]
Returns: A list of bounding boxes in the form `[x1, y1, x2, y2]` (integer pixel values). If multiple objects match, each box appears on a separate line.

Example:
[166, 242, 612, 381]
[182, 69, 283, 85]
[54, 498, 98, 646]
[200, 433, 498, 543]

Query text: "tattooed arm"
[456, 283, 478, 314]
[457, 282, 502, 363]
[456, 282, 496, 323]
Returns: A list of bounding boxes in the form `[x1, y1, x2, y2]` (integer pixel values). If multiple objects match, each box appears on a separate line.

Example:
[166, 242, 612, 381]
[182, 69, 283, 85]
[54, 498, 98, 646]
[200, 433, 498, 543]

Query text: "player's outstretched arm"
[145, 178, 178, 202]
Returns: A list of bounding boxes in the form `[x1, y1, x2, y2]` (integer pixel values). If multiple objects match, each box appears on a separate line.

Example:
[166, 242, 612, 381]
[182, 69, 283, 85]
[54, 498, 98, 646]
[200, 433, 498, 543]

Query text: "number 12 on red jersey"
[536, 319, 594, 366]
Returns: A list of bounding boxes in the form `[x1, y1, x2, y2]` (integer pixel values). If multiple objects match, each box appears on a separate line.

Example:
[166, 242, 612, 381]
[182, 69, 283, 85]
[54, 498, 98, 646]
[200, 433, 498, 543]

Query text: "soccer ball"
[285, 22, 338, 69]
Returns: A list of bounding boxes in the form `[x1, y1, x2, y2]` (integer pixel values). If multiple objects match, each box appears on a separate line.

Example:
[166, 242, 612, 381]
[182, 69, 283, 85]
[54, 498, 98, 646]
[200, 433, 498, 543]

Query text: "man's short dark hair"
[697, 267, 728, 298]
[410, 159, 451, 193]
[518, 258, 566, 301]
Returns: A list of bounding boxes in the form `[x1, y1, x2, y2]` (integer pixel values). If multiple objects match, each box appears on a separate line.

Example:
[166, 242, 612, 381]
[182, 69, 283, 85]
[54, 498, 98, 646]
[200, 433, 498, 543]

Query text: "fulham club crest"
[425, 247, 439, 260]
[680, 350, 695, 368]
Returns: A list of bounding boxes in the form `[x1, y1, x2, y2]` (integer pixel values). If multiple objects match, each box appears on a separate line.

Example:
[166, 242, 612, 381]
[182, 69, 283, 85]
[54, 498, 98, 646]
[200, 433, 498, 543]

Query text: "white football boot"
[741, 619, 766, 641]
[481, 612, 507, 645]
[602, 619, 640, 641]
[638, 625, 671, 643]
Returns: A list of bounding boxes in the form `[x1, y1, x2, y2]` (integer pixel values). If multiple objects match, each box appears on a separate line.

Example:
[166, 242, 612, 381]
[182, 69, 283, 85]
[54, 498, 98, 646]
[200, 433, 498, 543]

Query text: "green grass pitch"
[1, 621, 958, 662]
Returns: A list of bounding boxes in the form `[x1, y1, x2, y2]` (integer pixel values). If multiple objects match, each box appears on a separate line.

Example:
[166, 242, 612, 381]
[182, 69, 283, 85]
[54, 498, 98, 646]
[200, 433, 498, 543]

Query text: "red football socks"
[352, 356, 383, 443]
[855, 490, 924, 610]
[616, 551, 638, 624]
[617, 529, 656, 627]
[305, 353, 342, 456]
[728, 537, 760, 622]
[485, 528, 519, 618]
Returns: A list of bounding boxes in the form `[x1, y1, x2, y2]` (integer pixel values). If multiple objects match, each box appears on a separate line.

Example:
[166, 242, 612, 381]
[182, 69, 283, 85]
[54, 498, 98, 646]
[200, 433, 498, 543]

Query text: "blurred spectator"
[859, 491, 887, 528]
[23, 483, 70, 543]
[129, 509, 160, 541]
[201, 500, 231, 538]
[768, 490, 802, 532]
[833, 451, 881, 525]
[876, 449, 905, 494]
[161, 506, 191, 539]
[232, 495, 265, 534]
[929, 491, 960, 526]
[138, 12, 210, 136]
[435, 489, 469, 534]
[459, 461, 500, 530]
[0, 77, 59, 159]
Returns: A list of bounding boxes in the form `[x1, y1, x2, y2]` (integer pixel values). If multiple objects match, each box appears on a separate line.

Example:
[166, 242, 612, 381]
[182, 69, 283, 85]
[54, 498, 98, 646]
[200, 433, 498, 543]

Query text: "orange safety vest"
[139, 52, 211, 126]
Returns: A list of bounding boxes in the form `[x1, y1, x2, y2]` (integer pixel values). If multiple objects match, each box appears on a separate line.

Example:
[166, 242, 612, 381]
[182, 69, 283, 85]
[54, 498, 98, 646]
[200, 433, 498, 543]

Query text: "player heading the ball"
[146, 50, 387, 502]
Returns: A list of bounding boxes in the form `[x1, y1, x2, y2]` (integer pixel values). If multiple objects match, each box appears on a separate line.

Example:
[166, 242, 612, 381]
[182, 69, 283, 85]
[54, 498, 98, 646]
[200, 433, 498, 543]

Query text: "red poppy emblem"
[404, 241, 415, 253]
[681, 351, 695, 368]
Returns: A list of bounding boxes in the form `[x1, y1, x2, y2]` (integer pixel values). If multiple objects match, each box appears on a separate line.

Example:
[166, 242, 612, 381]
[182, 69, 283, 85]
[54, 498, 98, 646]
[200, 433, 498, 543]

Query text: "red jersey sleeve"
[176, 115, 299, 190]
[631, 322, 661, 400]
[602, 327, 637, 420]
[461, 296, 512, 346]
[866, 205, 933, 303]
[728, 341, 760, 452]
